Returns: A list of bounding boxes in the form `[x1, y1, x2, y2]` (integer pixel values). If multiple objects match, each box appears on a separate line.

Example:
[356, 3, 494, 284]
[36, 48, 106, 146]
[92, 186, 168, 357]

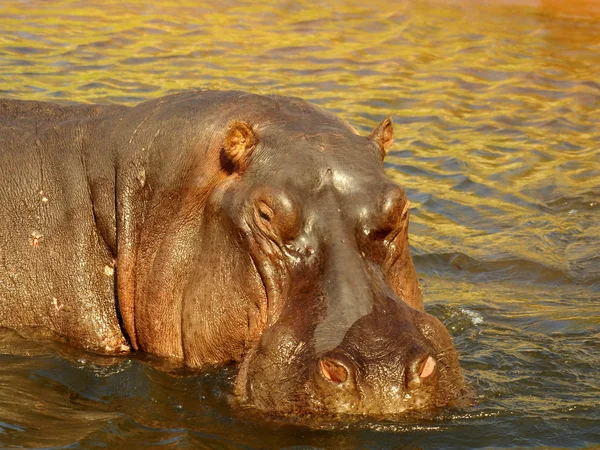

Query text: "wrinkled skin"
[0, 90, 466, 417]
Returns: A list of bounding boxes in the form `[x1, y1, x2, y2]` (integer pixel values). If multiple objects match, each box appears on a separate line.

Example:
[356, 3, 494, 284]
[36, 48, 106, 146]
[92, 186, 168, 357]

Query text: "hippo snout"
[312, 346, 441, 414]
[234, 302, 465, 417]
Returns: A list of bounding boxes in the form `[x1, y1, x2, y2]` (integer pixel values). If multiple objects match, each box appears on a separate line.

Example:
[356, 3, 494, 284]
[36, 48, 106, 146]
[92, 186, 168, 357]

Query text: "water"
[1, 0, 599, 448]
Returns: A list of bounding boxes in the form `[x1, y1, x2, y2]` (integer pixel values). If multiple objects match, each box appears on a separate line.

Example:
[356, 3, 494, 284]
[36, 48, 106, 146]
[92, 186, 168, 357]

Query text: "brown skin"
[0, 90, 466, 417]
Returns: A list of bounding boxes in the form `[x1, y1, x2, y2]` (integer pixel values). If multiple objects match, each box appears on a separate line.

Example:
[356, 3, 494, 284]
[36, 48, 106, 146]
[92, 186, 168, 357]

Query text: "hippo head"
[210, 107, 464, 417]
[129, 92, 466, 418]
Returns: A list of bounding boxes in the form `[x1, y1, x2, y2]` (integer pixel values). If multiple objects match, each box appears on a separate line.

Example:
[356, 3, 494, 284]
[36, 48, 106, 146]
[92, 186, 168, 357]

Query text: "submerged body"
[0, 91, 466, 416]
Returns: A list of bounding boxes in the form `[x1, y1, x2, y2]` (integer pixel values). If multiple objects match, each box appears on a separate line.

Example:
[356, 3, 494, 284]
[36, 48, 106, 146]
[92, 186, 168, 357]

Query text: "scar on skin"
[30, 231, 42, 246]
[102, 335, 130, 353]
[52, 297, 63, 312]
[137, 169, 146, 187]
[39, 190, 48, 203]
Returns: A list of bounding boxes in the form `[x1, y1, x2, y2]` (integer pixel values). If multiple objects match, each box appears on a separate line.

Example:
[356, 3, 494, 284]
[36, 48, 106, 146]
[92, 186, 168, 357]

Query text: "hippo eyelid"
[381, 201, 410, 243]
[257, 201, 274, 223]
[400, 199, 410, 221]
[252, 194, 304, 246]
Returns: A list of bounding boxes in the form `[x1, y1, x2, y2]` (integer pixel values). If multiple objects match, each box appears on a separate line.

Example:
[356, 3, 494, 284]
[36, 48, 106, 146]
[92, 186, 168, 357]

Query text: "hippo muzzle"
[235, 301, 463, 416]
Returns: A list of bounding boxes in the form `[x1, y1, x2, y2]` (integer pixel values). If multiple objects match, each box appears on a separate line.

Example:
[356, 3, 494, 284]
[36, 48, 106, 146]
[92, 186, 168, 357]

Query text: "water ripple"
[1, 0, 599, 448]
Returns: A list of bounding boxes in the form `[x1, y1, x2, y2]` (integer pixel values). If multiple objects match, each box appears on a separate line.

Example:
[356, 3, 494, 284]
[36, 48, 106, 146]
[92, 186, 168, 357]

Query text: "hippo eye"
[374, 187, 408, 240]
[253, 192, 302, 245]
[257, 201, 273, 223]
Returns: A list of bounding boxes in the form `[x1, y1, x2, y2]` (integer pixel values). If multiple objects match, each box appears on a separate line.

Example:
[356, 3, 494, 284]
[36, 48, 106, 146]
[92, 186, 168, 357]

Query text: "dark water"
[1, 0, 599, 448]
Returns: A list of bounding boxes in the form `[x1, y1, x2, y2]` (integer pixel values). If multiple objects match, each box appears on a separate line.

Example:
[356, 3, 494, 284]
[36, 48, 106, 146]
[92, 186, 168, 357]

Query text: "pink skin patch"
[319, 358, 348, 384]
[419, 356, 436, 379]
[30, 231, 42, 246]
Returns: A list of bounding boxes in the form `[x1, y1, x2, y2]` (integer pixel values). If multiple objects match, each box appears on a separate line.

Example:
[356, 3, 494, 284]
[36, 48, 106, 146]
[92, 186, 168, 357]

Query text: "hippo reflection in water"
[0, 90, 466, 417]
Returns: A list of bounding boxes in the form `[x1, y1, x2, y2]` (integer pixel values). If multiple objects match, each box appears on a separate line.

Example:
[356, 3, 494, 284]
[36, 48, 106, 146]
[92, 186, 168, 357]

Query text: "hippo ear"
[369, 116, 394, 158]
[222, 120, 258, 173]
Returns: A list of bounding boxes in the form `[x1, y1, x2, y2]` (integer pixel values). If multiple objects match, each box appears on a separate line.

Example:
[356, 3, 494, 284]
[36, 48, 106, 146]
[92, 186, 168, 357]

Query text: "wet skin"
[0, 90, 466, 417]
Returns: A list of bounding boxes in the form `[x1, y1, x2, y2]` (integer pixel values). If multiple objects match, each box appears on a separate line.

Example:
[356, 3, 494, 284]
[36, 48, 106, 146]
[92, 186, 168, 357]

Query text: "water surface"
[0, 0, 599, 448]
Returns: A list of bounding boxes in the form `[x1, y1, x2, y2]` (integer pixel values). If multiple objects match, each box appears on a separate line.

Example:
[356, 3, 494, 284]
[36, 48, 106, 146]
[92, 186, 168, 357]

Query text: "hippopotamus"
[0, 90, 466, 417]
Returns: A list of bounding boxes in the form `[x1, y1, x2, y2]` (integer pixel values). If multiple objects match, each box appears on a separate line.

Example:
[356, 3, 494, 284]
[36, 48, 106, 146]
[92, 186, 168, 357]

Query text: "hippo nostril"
[318, 357, 349, 384]
[407, 353, 437, 389]
[419, 355, 436, 379]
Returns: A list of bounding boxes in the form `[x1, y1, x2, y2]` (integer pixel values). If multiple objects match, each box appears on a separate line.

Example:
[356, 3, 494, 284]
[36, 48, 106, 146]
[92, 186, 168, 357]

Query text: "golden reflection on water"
[0, 0, 599, 448]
